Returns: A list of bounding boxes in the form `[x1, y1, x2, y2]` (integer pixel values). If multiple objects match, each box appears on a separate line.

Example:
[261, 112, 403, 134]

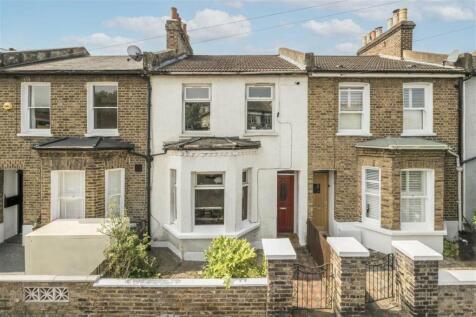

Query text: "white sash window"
[105, 168, 125, 217]
[362, 167, 381, 225]
[51, 171, 85, 220]
[338, 83, 370, 136]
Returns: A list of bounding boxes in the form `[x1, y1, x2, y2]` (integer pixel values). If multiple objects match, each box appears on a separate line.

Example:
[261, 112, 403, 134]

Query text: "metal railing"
[294, 263, 333, 310]
[366, 253, 395, 303]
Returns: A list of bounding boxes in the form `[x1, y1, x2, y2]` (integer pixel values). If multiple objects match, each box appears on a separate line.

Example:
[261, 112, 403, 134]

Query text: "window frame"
[192, 172, 225, 227]
[86, 82, 119, 137]
[170, 169, 177, 224]
[337, 82, 371, 136]
[401, 82, 434, 136]
[20, 82, 52, 136]
[245, 84, 275, 133]
[400, 169, 434, 231]
[105, 168, 125, 217]
[50, 170, 86, 221]
[241, 169, 251, 222]
[361, 166, 381, 227]
[182, 84, 212, 134]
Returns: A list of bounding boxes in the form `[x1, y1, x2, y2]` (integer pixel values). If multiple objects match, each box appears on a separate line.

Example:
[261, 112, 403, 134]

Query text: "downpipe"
[447, 150, 463, 232]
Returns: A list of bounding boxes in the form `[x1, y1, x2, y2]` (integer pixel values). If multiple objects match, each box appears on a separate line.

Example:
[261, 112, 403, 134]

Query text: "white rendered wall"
[464, 78, 476, 223]
[150, 74, 308, 247]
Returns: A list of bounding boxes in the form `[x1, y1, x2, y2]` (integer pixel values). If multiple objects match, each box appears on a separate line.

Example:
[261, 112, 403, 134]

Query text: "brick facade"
[438, 284, 476, 317]
[0, 75, 148, 228]
[308, 77, 459, 227]
[266, 259, 295, 315]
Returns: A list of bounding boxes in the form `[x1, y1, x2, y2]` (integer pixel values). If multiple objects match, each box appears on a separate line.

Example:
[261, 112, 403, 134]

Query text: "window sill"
[243, 131, 278, 137]
[85, 131, 119, 137]
[163, 222, 260, 240]
[400, 132, 436, 137]
[17, 132, 52, 137]
[336, 132, 372, 137]
[180, 132, 213, 138]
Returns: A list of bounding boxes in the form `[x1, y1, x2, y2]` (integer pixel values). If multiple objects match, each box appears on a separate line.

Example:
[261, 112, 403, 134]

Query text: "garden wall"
[438, 269, 476, 317]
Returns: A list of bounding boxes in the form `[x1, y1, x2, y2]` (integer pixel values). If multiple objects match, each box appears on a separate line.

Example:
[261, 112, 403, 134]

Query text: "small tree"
[202, 236, 266, 287]
[100, 215, 158, 278]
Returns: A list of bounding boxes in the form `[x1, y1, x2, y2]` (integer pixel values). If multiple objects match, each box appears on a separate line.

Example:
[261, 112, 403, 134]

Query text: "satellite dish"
[127, 45, 143, 61]
[446, 49, 460, 63]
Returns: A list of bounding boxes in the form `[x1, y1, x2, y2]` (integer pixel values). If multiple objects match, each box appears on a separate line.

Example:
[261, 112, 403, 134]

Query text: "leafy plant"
[443, 239, 459, 258]
[473, 210, 476, 225]
[202, 236, 266, 287]
[100, 215, 158, 278]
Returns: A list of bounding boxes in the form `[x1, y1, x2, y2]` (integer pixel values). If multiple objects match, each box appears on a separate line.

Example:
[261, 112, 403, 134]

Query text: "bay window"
[105, 168, 125, 217]
[362, 167, 380, 224]
[183, 85, 211, 132]
[51, 171, 85, 220]
[402, 83, 433, 135]
[246, 85, 273, 131]
[21, 82, 51, 135]
[194, 173, 224, 225]
[338, 83, 370, 135]
[242, 169, 250, 221]
[400, 170, 431, 228]
[87, 82, 118, 136]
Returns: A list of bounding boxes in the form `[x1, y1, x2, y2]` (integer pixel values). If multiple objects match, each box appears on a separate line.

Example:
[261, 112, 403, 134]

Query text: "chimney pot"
[375, 27, 383, 37]
[387, 18, 393, 30]
[399, 8, 408, 21]
[370, 30, 376, 40]
[362, 36, 367, 46]
[171, 7, 178, 19]
[392, 9, 400, 26]
[366, 33, 371, 43]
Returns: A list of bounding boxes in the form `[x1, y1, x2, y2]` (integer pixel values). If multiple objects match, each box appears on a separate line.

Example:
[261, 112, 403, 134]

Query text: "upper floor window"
[183, 85, 211, 132]
[246, 85, 273, 131]
[338, 83, 370, 136]
[194, 173, 224, 225]
[87, 82, 118, 136]
[21, 82, 51, 136]
[362, 167, 380, 225]
[105, 168, 125, 217]
[402, 83, 433, 135]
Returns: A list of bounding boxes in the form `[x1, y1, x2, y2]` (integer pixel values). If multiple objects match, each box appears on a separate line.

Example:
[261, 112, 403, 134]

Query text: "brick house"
[297, 9, 466, 253]
[0, 49, 149, 243]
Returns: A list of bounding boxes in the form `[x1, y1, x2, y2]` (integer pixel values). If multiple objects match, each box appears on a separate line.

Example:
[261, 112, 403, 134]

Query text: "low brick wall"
[0, 276, 268, 317]
[438, 269, 476, 317]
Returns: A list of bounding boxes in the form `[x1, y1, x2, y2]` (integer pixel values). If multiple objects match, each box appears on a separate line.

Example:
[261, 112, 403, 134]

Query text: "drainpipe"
[448, 150, 463, 232]
[146, 75, 152, 238]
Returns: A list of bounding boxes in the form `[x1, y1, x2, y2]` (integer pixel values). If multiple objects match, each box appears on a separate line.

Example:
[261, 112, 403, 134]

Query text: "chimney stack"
[166, 7, 193, 56]
[357, 8, 415, 58]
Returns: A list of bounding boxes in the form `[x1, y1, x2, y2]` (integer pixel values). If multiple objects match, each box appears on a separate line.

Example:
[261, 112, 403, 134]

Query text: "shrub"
[202, 236, 266, 287]
[100, 216, 158, 278]
[443, 239, 459, 258]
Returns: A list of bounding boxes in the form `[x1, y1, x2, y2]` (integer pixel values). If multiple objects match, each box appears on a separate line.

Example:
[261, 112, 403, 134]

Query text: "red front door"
[277, 174, 294, 234]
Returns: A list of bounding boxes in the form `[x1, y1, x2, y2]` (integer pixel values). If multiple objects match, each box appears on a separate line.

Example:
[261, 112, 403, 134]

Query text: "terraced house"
[0, 48, 149, 245]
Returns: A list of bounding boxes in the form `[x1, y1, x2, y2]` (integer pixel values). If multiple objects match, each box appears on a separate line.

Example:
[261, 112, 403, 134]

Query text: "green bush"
[443, 239, 459, 258]
[100, 216, 158, 278]
[202, 236, 266, 287]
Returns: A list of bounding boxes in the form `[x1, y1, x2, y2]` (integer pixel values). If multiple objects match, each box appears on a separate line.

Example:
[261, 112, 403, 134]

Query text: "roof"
[155, 55, 302, 73]
[163, 137, 261, 151]
[355, 137, 448, 150]
[312, 55, 464, 73]
[1, 56, 143, 74]
[33, 137, 134, 151]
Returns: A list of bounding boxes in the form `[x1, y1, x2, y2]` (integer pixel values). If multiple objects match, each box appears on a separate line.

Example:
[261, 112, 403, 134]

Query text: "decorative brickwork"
[438, 285, 476, 317]
[394, 249, 439, 316]
[0, 75, 148, 227]
[266, 259, 295, 316]
[330, 249, 368, 316]
[308, 77, 459, 226]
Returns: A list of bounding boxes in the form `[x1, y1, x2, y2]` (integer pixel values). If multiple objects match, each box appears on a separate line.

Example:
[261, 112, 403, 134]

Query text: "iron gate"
[293, 263, 333, 310]
[366, 253, 395, 303]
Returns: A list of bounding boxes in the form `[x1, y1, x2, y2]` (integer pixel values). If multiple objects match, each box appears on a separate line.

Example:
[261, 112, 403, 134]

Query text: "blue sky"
[0, 0, 475, 56]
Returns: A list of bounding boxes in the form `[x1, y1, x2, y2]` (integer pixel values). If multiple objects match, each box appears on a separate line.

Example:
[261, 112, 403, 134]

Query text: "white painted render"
[150, 74, 308, 256]
[463, 77, 476, 225]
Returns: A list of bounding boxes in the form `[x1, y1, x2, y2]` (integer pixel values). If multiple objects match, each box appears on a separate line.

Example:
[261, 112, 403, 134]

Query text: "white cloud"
[219, 0, 244, 8]
[187, 9, 252, 42]
[334, 42, 359, 54]
[104, 16, 168, 37]
[426, 5, 475, 21]
[63, 33, 133, 55]
[303, 19, 363, 36]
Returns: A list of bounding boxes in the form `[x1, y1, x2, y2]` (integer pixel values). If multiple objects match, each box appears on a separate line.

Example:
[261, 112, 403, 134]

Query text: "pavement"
[0, 235, 25, 273]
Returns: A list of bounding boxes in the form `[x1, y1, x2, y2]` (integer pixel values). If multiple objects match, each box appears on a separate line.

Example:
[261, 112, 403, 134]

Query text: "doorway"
[312, 172, 329, 232]
[2, 170, 23, 241]
[277, 173, 295, 234]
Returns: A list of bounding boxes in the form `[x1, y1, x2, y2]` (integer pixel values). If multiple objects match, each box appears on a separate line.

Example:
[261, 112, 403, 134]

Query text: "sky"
[0, 0, 475, 56]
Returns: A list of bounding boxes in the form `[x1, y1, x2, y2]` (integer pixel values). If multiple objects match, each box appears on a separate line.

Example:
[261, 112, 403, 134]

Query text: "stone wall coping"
[392, 240, 443, 261]
[93, 277, 268, 288]
[327, 237, 370, 257]
[262, 238, 297, 260]
[0, 274, 100, 282]
[439, 269, 476, 286]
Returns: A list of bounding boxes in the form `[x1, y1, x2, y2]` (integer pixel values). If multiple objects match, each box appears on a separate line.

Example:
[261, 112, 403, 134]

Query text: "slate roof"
[1, 56, 143, 74]
[33, 137, 134, 150]
[355, 137, 448, 150]
[155, 55, 302, 73]
[313, 55, 464, 73]
[163, 137, 261, 151]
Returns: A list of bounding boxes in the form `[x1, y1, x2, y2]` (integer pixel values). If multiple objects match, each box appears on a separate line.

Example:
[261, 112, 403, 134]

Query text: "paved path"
[0, 235, 25, 273]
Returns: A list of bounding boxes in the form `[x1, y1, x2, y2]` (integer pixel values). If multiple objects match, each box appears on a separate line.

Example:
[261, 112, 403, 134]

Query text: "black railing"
[294, 263, 333, 310]
[366, 253, 395, 303]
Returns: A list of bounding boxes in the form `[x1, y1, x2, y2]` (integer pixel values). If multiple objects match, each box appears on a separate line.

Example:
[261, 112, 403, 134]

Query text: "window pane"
[30, 108, 50, 129]
[185, 102, 210, 131]
[248, 86, 272, 98]
[247, 101, 272, 130]
[242, 186, 248, 221]
[408, 171, 424, 194]
[197, 174, 223, 185]
[94, 108, 117, 129]
[365, 194, 379, 219]
[31, 85, 50, 108]
[107, 195, 121, 216]
[195, 189, 224, 225]
[107, 170, 122, 196]
[403, 88, 410, 108]
[403, 110, 423, 130]
[185, 87, 209, 100]
[94, 86, 117, 108]
[411, 88, 425, 108]
[401, 198, 425, 222]
[339, 113, 362, 130]
[242, 171, 248, 183]
[170, 170, 177, 222]
[62, 173, 81, 197]
[340, 89, 363, 111]
[60, 198, 83, 219]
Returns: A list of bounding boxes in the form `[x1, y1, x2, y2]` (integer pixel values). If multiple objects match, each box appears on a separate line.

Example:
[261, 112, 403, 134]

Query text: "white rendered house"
[149, 54, 308, 260]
